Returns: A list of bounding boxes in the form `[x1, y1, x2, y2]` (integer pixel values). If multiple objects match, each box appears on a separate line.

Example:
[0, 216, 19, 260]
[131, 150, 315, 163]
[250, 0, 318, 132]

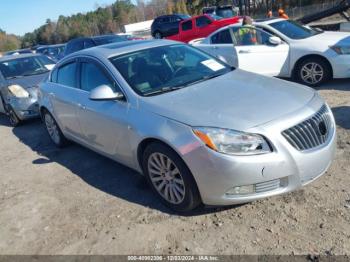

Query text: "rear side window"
[57, 62, 77, 88]
[196, 16, 211, 28]
[80, 62, 114, 92]
[182, 20, 192, 31]
[211, 29, 233, 44]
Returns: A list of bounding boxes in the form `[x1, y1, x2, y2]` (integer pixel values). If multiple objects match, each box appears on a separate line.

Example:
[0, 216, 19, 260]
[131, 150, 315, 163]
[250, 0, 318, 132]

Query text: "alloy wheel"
[147, 152, 185, 204]
[300, 62, 324, 85]
[44, 113, 60, 145]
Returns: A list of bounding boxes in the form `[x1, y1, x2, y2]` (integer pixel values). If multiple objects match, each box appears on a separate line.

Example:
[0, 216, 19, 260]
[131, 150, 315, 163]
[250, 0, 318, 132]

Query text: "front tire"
[295, 57, 331, 87]
[142, 142, 201, 212]
[43, 110, 67, 147]
[5, 105, 21, 127]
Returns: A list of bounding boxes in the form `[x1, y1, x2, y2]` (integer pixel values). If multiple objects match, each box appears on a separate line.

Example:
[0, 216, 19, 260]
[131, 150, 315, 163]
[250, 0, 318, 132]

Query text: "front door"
[231, 26, 290, 76]
[76, 59, 130, 161]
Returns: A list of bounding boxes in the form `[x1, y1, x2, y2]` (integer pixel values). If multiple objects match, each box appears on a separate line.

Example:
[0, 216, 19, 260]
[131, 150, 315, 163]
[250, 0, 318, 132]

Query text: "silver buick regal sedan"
[39, 40, 336, 211]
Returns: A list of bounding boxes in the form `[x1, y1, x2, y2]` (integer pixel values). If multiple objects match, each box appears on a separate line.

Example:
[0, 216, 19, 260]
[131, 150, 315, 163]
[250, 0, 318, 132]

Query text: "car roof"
[0, 53, 43, 62]
[254, 18, 285, 25]
[66, 39, 180, 60]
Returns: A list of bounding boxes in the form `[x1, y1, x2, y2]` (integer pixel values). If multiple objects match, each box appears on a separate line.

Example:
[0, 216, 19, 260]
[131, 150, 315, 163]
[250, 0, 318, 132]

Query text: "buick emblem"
[318, 120, 327, 136]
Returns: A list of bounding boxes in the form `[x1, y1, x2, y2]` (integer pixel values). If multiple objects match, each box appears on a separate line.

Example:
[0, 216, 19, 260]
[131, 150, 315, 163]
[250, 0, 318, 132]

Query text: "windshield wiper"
[23, 70, 49, 77]
[144, 86, 182, 97]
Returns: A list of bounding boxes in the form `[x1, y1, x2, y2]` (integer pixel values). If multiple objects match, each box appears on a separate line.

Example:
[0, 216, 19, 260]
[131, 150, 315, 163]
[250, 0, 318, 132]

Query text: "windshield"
[110, 44, 232, 96]
[269, 20, 321, 40]
[0, 56, 55, 79]
[216, 8, 236, 18]
[93, 35, 125, 46]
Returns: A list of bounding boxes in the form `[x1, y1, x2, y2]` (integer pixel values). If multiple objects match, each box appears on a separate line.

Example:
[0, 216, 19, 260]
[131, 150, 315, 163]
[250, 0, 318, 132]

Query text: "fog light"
[226, 185, 255, 195]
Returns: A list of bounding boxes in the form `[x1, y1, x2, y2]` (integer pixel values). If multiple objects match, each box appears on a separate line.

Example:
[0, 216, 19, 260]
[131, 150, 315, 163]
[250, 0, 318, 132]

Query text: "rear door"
[195, 16, 216, 39]
[231, 26, 289, 76]
[76, 58, 130, 159]
[49, 60, 84, 141]
[208, 28, 238, 67]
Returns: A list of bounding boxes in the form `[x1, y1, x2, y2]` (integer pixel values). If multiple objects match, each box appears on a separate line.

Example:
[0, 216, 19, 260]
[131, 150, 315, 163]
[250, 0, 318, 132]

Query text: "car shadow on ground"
[315, 78, 350, 91]
[2, 114, 237, 216]
[332, 106, 350, 130]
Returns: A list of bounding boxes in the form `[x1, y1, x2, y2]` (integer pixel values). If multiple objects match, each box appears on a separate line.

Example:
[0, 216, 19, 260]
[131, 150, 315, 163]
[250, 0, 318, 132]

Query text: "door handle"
[49, 92, 55, 98]
[78, 103, 86, 110]
[239, 50, 251, 54]
[212, 46, 218, 50]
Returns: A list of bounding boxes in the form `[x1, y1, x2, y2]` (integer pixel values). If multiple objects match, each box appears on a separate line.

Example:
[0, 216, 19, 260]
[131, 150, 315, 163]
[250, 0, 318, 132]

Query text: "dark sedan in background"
[63, 34, 126, 57]
[151, 14, 191, 39]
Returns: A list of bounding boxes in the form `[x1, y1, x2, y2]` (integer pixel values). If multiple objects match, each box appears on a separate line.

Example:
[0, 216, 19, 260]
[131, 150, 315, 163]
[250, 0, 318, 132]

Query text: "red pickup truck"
[166, 14, 240, 43]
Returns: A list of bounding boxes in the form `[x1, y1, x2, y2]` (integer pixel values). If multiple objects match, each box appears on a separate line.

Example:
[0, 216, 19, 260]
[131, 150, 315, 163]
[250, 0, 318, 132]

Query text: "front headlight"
[330, 45, 350, 55]
[8, 84, 29, 98]
[193, 127, 271, 155]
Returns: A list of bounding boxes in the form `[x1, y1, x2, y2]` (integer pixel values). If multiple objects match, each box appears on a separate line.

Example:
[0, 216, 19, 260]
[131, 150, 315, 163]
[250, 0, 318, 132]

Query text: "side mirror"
[89, 85, 124, 101]
[269, 36, 282, 45]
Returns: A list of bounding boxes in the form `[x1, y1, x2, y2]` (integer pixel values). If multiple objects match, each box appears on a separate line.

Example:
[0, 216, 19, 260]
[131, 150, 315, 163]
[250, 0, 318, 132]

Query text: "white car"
[192, 18, 350, 86]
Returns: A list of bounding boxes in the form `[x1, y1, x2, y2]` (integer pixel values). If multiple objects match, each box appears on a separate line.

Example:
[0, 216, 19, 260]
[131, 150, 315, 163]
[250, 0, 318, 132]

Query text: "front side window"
[0, 56, 53, 79]
[269, 20, 321, 40]
[182, 20, 192, 31]
[232, 27, 271, 46]
[110, 44, 232, 96]
[57, 62, 77, 88]
[196, 16, 212, 28]
[211, 29, 233, 44]
[80, 62, 114, 92]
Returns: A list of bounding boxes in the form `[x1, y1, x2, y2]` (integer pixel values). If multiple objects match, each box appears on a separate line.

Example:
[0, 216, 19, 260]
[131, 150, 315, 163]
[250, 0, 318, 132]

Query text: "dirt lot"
[0, 79, 349, 256]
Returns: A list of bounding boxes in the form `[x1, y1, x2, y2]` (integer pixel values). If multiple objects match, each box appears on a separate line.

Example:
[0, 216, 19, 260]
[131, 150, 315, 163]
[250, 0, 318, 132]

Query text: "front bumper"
[181, 98, 336, 206]
[7, 88, 40, 121]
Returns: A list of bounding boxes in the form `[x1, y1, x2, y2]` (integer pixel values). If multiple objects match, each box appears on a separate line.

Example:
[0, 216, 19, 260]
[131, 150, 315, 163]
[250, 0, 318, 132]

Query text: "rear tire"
[43, 110, 68, 147]
[295, 57, 331, 87]
[142, 142, 201, 212]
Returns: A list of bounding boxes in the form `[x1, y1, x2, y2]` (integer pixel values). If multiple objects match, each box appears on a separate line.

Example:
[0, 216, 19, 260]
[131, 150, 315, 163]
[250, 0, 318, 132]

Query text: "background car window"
[182, 20, 192, 31]
[80, 62, 114, 92]
[232, 27, 271, 46]
[57, 62, 77, 88]
[196, 16, 212, 28]
[211, 29, 233, 44]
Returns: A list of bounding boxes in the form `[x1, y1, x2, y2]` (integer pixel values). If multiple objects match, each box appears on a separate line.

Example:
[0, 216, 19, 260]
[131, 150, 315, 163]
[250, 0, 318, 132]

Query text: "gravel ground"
[0, 79, 349, 256]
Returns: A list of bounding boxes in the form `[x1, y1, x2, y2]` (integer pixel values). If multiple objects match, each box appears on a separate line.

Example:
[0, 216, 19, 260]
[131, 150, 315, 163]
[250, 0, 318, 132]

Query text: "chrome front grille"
[282, 105, 333, 151]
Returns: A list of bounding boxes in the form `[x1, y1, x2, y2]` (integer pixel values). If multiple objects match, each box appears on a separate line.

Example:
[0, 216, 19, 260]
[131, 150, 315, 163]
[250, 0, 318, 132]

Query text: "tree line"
[0, 0, 338, 52]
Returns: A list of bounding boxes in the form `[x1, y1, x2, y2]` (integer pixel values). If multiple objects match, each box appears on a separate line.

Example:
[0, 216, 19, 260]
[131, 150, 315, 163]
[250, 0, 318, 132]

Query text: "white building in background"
[123, 20, 154, 38]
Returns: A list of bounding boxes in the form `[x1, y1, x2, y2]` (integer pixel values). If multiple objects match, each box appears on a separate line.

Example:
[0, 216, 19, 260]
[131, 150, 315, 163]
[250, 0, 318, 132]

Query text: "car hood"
[301, 31, 350, 46]
[140, 70, 315, 131]
[7, 72, 49, 89]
